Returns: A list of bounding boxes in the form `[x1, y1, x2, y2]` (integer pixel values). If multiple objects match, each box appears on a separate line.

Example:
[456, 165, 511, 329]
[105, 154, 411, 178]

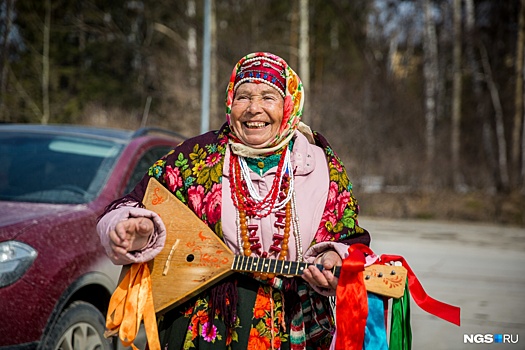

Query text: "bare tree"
[422, 0, 438, 169]
[299, 0, 310, 125]
[187, 0, 198, 85]
[480, 44, 510, 191]
[0, 0, 14, 121]
[451, 0, 463, 190]
[465, 0, 495, 187]
[210, 0, 219, 130]
[513, 0, 525, 187]
[41, 0, 51, 124]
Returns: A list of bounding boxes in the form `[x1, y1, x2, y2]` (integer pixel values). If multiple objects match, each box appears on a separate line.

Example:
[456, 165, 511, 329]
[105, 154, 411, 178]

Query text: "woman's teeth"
[245, 122, 267, 129]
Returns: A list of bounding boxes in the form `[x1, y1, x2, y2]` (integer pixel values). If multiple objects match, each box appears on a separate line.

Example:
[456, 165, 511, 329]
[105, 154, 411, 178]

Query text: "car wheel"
[40, 301, 112, 350]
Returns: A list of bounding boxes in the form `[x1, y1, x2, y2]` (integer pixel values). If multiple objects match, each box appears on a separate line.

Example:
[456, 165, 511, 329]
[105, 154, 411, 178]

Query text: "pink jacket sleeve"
[96, 205, 167, 265]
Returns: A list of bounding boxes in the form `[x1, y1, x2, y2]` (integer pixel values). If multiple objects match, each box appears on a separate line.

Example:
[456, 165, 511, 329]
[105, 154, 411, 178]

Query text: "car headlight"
[0, 241, 37, 288]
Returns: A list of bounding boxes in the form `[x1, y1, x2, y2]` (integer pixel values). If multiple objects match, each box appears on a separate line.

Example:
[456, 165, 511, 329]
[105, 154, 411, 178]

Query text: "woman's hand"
[302, 250, 342, 295]
[108, 217, 154, 261]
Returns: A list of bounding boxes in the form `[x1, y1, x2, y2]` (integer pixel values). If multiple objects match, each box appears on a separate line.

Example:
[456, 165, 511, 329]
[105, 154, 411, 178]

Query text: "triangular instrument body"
[143, 177, 235, 313]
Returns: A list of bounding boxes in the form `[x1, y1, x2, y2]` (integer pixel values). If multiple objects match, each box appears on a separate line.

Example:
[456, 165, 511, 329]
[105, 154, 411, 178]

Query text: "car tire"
[39, 301, 112, 350]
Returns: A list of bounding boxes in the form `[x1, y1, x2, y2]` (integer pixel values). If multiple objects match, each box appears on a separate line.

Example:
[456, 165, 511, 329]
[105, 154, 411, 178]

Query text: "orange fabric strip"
[105, 263, 161, 350]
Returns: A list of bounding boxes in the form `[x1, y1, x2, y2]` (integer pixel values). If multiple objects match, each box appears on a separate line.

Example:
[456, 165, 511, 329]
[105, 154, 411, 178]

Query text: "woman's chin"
[239, 131, 274, 148]
[241, 137, 273, 149]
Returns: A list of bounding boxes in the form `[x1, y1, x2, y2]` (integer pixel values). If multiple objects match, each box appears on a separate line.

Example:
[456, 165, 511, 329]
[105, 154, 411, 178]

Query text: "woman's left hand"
[302, 250, 342, 296]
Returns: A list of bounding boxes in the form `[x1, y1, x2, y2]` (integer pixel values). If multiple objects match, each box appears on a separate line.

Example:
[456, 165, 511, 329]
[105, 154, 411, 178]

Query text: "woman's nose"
[247, 98, 262, 113]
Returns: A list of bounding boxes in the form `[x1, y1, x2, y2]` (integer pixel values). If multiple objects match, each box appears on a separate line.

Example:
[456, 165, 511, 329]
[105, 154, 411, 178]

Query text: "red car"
[0, 124, 184, 349]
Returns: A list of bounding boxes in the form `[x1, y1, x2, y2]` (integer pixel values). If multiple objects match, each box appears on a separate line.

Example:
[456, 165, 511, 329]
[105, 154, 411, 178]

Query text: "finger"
[137, 217, 154, 236]
[114, 221, 132, 241]
[307, 265, 330, 288]
[109, 228, 128, 248]
[321, 251, 342, 269]
[322, 269, 339, 290]
[111, 243, 129, 257]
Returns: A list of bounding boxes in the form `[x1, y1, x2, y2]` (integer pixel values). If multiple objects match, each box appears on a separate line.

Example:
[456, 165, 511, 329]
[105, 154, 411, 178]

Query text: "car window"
[123, 146, 173, 195]
[0, 133, 123, 204]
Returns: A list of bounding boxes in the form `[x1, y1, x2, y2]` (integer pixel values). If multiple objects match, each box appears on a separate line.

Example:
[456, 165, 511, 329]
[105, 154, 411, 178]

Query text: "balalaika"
[137, 177, 406, 314]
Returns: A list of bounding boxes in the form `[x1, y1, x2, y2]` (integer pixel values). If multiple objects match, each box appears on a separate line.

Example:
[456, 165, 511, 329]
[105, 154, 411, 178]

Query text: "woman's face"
[230, 82, 284, 148]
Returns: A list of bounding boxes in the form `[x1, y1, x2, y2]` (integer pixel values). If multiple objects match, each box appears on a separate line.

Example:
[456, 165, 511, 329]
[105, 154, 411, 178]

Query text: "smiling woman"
[97, 52, 372, 350]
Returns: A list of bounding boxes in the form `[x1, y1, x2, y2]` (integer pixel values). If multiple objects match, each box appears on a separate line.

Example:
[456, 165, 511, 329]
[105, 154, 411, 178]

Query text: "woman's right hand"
[108, 217, 154, 261]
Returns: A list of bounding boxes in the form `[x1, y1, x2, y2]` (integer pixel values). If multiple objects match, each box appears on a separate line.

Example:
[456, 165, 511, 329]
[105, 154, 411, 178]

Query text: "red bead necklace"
[229, 148, 292, 279]
[229, 147, 288, 218]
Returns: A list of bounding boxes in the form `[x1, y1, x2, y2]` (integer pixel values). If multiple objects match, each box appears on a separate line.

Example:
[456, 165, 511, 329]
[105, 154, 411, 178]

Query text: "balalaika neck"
[232, 255, 341, 278]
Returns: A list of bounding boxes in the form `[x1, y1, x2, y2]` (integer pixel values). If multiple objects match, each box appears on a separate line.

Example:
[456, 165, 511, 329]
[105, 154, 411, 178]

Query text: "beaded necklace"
[229, 146, 303, 278]
[229, 147, 290, 218]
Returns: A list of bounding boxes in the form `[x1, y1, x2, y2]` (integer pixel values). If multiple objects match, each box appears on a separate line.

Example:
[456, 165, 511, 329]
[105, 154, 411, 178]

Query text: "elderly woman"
[97, 52, 371, 350]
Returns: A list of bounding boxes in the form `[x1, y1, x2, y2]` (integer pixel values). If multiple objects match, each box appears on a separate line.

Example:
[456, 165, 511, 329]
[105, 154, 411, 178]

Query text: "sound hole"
[186, 254, 195, 262]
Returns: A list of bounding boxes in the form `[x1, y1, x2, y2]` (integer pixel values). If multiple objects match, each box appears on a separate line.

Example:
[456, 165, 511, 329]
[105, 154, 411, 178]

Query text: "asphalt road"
[359, 216, 525, 350]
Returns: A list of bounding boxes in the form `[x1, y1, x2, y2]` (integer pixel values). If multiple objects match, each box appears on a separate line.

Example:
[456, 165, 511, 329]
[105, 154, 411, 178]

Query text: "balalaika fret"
[135, 177, 407, 314]
[232, 255, 340, 277]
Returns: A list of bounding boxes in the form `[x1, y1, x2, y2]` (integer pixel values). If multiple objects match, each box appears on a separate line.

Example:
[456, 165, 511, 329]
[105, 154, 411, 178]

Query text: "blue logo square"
[494, 334, 503, 343]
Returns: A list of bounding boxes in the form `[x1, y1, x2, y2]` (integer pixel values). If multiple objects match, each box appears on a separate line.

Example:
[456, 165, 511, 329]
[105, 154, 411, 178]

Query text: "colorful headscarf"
[225, 52, 305, 157]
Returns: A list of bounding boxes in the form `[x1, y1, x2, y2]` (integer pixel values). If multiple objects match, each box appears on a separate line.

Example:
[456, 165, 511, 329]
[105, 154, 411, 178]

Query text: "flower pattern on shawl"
[148, 129, 228, 238]
[165, 165, 183, 193]
[311, 137, 364, 245]
[188, 185, 205, 218]
[318, 181, 353, 240]
[204, 182, 222, 225]
[148, 159, 166, 179]
[189, 144, 222, 190]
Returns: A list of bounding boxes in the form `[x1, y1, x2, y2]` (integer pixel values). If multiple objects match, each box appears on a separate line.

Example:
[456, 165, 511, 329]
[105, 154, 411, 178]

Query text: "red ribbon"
[381, 254, 461, 326]
[335, 247, 461, 350]
[335, 244, 372, 350]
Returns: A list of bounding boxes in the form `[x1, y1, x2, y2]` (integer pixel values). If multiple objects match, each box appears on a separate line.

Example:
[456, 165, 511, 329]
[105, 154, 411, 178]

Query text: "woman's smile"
[244, 121, 269, 129]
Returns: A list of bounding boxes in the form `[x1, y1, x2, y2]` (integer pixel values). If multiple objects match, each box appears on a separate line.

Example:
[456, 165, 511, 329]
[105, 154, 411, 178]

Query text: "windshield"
[0, 132, 124, 204]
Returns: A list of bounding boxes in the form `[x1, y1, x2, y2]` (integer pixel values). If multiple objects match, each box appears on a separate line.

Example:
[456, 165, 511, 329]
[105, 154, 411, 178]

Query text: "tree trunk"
[289, 1, 299, 70]
[187, 0, 198, 84]
[0, 0, 14, 121]
[42, 0, 51, 125]
[422, 0, 438, 169]
[210, 0, 219, 129]
[299, 0, 310, 126]
[480, 44, 510, 191]
[513, 0, 525, 187]
[465, 0, 497, 190]
[451, 0, 463, 190]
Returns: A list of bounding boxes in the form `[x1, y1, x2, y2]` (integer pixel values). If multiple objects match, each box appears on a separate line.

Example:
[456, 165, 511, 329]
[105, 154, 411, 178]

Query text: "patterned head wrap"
[226, 52, 305, 157]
